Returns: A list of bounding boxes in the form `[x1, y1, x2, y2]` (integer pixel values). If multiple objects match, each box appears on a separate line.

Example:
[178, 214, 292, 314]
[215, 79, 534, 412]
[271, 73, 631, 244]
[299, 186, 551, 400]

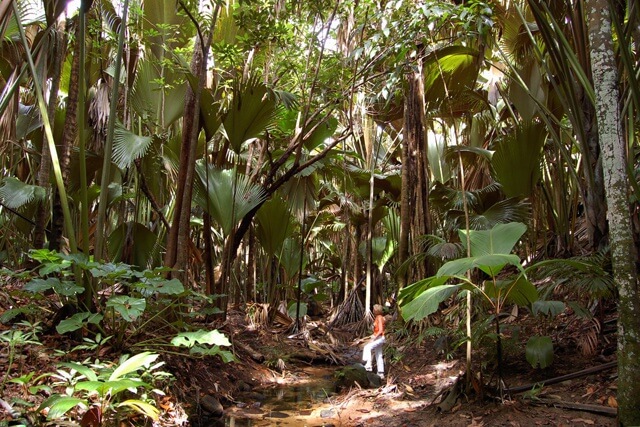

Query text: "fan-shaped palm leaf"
[492, 121, 546, 198]
[112, 123, 153, 169]
[467, 197, 532, 230]
[193, 162, 267, 236]
[255, 194, 294, 258]
[0, 177, 46, 209]
[222, 75, 279, 153]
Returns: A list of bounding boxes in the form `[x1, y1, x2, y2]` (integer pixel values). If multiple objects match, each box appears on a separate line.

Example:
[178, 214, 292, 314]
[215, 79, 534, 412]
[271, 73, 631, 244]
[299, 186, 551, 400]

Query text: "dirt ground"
[169, 309, 619, 427]
[0, 305, 619, 427]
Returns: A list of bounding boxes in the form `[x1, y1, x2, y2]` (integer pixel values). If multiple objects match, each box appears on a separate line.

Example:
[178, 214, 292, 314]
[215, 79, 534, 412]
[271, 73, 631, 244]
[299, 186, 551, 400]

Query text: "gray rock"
[200, 394, 224, 417]
[335, 363, 380, 390]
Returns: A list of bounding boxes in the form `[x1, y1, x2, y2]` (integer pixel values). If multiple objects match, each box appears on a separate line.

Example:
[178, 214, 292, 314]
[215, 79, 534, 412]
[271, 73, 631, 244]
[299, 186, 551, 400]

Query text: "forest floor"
[0, 299, 620, 427]
[168, 307, 619, 427]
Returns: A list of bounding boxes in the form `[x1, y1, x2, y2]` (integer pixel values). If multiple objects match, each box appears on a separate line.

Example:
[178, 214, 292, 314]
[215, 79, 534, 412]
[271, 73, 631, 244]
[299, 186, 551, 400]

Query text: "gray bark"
[586, 1, 640, 424]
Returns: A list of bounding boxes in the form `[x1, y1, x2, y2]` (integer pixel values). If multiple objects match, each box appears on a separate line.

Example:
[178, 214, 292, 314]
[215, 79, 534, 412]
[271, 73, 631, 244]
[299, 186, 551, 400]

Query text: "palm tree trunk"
[49, 19, 79, 251]
[586, 1, 640, 424]
[165, 11, 218, 281]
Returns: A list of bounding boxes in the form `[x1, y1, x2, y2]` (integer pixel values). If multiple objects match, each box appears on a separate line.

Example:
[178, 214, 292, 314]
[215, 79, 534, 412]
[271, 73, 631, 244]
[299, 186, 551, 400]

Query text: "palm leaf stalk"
[12, 0, 76, 253]
[77, 0, 92, 309]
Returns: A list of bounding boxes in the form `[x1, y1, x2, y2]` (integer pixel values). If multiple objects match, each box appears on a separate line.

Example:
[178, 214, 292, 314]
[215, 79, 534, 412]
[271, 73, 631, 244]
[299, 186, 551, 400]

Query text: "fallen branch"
[504, 361, 616, 394]
[532, 398, 617, 417]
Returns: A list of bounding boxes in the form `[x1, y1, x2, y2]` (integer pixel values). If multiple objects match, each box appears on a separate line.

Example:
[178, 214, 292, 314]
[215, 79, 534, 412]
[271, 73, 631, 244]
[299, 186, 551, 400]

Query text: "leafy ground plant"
[40, 352, 168, 426]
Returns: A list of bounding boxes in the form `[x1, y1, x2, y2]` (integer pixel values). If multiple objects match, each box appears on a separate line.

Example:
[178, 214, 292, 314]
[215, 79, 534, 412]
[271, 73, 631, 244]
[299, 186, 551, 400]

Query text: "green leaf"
[57, 362, 98, 382]
[194, 163, 268, 236]
[171, 330, 231, 348]
[112, 124, 153, 169]
[118, 399, 160, 420]
[459, 222, 527, 256]
[106, 296, 146, 321]
[56, 312, 103, 334]
[109, 352, 159, 381]
[532, 301, 566, 317]
[437, 254, 522, 278]
[0, 177, 46, 209]
[189, 346, 236, 362]
[76, 379, 144, 395]
[401, 284, 462, 322]
[24, 278, 58, 293]
[288, 302, 307, 319]
[526, 336, 554, 369]
[136, 277, 185, 295]
[222, 76, 279, 153]
[487, 276, 538, 306]
[42, 395, 86, 419]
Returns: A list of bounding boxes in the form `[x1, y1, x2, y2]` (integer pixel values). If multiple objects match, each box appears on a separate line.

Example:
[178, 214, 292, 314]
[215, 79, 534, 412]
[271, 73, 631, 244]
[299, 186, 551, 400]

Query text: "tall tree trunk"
[586, 1, 640, 424]
[49, 19, 79, 251]
[164, 15, 216, 280]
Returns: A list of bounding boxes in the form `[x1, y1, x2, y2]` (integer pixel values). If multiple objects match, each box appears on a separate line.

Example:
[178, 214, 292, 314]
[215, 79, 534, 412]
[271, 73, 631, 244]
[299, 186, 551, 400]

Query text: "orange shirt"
[373, 314, 385, 337]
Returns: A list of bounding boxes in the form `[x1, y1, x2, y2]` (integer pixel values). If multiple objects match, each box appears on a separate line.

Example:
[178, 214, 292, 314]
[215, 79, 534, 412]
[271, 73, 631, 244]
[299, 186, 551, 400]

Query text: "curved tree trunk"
[586, 1, 640, 424]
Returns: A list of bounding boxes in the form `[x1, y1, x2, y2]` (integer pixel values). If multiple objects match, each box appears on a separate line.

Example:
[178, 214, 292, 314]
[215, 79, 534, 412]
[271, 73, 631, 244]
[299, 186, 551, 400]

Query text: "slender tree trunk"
[586, 1, 640, 424]
[49, 20, 79, 251]
[164, 17, 216, 280]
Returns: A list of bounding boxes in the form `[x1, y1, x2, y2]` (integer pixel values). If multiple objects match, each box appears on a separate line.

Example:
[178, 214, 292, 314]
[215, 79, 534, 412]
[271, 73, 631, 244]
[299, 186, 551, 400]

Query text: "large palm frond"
[492, 121, 546, 198]
[112, 123, 153, 169]
[222, 75, 280, 154]
[193, 162, 267, 236]
[0, 177, 46, 209]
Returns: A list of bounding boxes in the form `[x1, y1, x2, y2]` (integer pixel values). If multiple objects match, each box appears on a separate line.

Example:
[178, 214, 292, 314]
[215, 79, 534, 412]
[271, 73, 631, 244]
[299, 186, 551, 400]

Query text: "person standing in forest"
[363, 304, 386, 378]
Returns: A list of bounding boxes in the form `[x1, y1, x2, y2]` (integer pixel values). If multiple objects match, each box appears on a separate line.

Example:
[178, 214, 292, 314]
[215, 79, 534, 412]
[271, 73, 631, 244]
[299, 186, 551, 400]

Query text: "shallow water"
[224, 366, 338, 426]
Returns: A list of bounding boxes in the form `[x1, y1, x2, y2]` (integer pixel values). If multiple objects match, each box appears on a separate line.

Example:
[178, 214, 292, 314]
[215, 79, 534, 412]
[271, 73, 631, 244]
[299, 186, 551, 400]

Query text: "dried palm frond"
[573, 317, 601, 357]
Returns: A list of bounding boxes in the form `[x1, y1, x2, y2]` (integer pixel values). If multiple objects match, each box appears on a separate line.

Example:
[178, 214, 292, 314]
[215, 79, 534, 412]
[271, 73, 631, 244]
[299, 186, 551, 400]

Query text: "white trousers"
[362, 336, 385, 374]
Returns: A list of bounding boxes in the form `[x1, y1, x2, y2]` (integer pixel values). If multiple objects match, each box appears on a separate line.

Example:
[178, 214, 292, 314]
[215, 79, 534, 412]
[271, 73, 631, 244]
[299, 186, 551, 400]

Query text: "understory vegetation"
[0, 0, 638, 425]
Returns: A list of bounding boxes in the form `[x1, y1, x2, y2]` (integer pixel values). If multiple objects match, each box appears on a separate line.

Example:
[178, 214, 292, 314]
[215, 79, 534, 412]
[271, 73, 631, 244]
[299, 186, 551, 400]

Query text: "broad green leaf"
[255, 195, 294, 257]
[401, 284, 462, 322]
[118, 399, 160, 420]
[24, 278, 59, 293]
[194, 163, 268, 236]
[24, 277, 84, 297]
[171, 330, 231, 348]
[189, 346, 236, 362]
[486, 277, 538, 306]
[526, 336, 554, 369]
[76, 379, 143, 395]
[399, 276, 450, 304]
[43, 395, 86, 419]
[109, 352, 159, 381]
[57, 362, 98, 382]
[106, 296, 146, 321]
[56, 312, 103, 334]
[303, 116, 338, 151]
[459, 222, 527, 256]
[437, 254, 522, 278]
[288, 302, 307, 319]
[135, 277, 185, 295]
[532, 301, 566, 317]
